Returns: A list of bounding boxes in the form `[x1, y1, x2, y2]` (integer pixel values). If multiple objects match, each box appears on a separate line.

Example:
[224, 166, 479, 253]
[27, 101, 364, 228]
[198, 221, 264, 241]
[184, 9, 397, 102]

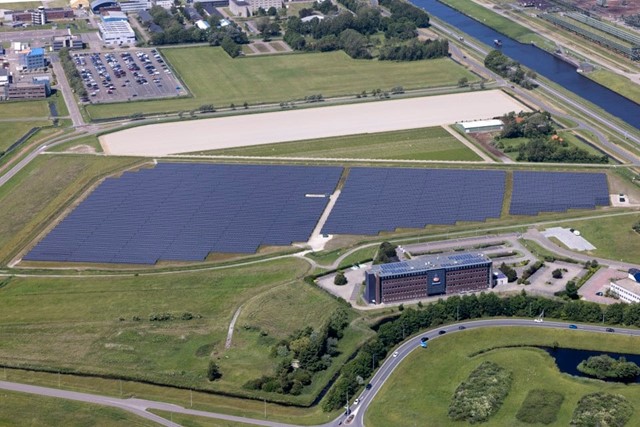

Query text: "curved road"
[1, 319, 639, 427]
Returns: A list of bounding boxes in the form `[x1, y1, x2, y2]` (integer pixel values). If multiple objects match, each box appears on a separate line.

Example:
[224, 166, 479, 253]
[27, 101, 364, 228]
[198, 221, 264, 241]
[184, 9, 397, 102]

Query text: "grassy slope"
[86, 48, 476, 119]
[0, 121, 51, 153]
[0, 389, 155, 427]
[585, 70, 640, 106]
[0, 100, 49, 118]
[151, 411, 253, 427]
[366, 327, 640, 427]
[545, 214, 640, 264]
[0, 155, 143, 263]
[194, 127, 481, 161]
[0, 258, 360, 399]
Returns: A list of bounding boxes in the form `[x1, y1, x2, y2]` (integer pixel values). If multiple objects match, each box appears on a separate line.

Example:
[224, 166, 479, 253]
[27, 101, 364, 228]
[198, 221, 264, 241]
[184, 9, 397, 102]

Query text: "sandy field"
[100, 90, 529, 157]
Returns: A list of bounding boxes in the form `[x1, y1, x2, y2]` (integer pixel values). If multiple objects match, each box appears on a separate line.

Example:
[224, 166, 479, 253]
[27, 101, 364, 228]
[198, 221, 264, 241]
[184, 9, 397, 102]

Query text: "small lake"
[542, 347, 640, 383]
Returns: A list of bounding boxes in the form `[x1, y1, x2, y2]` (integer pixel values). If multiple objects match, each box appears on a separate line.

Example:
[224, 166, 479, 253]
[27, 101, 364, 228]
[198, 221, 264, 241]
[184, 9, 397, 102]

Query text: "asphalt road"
[1, 319, 639, 427]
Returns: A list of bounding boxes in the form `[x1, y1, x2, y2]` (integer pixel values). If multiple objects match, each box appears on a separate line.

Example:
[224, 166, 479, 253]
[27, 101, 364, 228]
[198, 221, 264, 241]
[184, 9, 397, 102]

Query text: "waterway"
[411, 0, 640, 130]
[543, 347, 640, 383]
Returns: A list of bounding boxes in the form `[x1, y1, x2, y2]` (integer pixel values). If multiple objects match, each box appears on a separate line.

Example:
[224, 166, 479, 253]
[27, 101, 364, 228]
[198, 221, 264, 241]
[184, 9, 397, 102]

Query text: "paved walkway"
[443, 124, 494, 162]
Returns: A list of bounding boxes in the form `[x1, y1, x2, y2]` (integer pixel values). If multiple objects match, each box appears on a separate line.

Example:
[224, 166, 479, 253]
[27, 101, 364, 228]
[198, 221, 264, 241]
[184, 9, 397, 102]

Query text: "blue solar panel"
[510, 171, 609, 215]
[25, 163, 342, 264]
[322, 168, 506, 235]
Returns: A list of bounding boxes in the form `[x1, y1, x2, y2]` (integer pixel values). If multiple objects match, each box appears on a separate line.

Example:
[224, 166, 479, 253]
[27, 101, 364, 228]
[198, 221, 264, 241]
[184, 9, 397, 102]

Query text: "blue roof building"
[365, 252, 493, 304]
[629, 268, 640, 283]
[18, 47, 45, 70]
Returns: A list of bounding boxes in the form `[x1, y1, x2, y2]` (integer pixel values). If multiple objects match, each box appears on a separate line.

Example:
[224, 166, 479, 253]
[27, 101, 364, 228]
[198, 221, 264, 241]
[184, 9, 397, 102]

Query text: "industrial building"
[101, 10, 129, 21]
[457, 119, 504, 134]
[98, 21, 136, 45]
[11, 6, 74, 25]
[364, 252, 493, 304]
[52, 33, 84, 51]
[118, 0, 151, 13]
[18, 48, 46, 70]
[610, 268, 640, 303]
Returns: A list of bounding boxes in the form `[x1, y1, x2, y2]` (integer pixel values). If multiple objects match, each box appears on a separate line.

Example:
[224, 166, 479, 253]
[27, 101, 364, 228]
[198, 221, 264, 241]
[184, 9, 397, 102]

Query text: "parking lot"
[73, 48, 188, 104]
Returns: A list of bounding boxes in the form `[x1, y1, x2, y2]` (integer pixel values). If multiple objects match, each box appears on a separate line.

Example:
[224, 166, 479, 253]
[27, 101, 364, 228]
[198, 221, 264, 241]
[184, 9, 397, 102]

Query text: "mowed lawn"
[0, 99, 50, 118]
[0, 120, 51, 153]
[196, 126, 482, 161]
[0, 257, 350, 397]
[0, 390, 155, 427]
[86, 48, 476, 119]
[366, 327, 640, 427]
[0, 155, 143, 263]
[547, 214, 640, 264]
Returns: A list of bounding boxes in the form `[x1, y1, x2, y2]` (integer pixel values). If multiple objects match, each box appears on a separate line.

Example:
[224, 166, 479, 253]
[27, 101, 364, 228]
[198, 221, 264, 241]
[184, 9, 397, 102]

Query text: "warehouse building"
[98, 20, 135, 45]
[364, 252, 493, 304]
[457, 119, 504, 134]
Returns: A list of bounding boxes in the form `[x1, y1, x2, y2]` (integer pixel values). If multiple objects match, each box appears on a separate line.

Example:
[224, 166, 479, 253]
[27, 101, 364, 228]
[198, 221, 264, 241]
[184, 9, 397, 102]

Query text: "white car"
[353, 398, 360, 405]
[392, 351, 399, 358]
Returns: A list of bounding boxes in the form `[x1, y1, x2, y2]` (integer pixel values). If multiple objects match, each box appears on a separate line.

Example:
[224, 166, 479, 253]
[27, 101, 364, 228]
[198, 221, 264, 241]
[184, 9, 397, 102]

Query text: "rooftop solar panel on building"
[322, 168, 506, 235]
[510, 171, 609, 215]
[25, 163, 342, 264]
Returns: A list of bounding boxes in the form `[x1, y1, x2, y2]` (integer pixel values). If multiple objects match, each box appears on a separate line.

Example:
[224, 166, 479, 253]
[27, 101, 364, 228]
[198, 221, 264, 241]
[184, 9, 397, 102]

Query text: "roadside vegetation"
[448, 361, 512, 423]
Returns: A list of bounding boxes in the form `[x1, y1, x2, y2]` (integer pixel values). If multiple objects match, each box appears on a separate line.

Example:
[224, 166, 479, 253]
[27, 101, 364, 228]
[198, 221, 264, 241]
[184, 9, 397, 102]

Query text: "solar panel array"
[25, 163, 342, 264]
[322, 168, 506, 235]
[510, 171, 609, 215]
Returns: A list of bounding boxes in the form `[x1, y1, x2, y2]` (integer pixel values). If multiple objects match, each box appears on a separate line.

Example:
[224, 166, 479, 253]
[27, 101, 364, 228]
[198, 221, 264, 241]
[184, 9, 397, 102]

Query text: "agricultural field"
[196, 126, 482, 161]
[0, 389, 154, 427]
[86, 48, 476, 119]
[366, 327, 640, 427]
[545, 214, 640, 264]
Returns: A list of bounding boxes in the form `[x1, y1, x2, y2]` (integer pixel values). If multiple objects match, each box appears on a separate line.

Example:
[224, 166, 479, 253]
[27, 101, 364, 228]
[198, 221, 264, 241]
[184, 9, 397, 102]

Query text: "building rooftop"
[612, 278, 640, 295]
[369, 252, 491, 277]
[29, 47, 44, 56]
[98, 20, 135, 35]
[458, 119, 503, 130]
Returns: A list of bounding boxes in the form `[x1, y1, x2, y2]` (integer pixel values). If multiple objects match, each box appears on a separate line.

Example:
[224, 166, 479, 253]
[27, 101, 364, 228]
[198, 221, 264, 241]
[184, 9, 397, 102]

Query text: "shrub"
[516, 389, 564, 425]
[448, 361, 512, 423]
[207, 361, 222, 381]
[334, 271, 347, 286]
[577, 355, 640, 380]
[552, 269, 563, 279]
[571, 392, 633, 427]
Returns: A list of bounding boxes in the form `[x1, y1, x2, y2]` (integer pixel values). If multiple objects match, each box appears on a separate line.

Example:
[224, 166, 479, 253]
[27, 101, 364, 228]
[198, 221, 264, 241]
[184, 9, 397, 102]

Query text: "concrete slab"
[542, 227, 596, 251]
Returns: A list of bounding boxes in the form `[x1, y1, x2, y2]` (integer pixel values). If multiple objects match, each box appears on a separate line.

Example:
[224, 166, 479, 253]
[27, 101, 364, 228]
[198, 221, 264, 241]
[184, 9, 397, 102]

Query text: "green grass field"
[0, 1, 41, 10]
[436, 0, 546, 45]
[0, 121, 51, 153]
[193, 126, 482, 161]
[0, 389, 154, 427]
[366, 327, 640, 427]
[151, 411, 253, 427]
[0, 155, 143, 264]
[86, 48, 476, 119]
[0, 99, 49, 118]
[586, 70, 640, 106]
[544, 214, 640, 264]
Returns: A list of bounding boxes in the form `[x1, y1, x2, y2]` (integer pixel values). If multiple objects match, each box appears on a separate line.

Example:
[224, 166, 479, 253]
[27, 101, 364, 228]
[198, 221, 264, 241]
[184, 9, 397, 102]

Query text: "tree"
[334, 271, 348, 286]
[207, 361, 222, 381]
[221, 36, 241, 58]
[565, 281, 579, 300]
[499, 263, 518, 282]
[552, 269, 563, 279]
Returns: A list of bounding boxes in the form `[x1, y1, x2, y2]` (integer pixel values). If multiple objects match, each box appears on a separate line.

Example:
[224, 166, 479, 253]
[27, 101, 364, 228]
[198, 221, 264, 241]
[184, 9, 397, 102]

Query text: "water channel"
[543, 347, 640, 383]
[410, 0, 640, 130]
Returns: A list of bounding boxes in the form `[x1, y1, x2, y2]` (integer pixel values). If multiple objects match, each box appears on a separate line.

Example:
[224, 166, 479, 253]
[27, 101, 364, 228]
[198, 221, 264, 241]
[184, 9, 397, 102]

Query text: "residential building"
[364, 252, 493, 304]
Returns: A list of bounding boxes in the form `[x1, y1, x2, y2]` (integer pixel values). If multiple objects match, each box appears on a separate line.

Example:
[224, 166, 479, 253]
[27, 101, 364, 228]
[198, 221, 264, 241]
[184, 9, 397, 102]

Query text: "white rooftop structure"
[458, 119, 504, 131]
[195, 19, 210, 30]
[301, 15, 324, 23]
[610, 278, 640, 304]
[98, 20, 136, 45]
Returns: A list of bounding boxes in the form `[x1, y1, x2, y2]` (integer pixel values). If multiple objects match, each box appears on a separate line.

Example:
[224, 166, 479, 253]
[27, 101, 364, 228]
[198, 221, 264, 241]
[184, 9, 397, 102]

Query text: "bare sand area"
[100, 90, 529, 157]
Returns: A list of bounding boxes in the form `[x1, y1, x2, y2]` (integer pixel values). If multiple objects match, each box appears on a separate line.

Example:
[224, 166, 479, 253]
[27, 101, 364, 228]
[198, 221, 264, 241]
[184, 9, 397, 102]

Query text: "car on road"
[421, 336, 429, 342]
[458, 325, 466, 330]
[569, 324, 578, 329]
[353, 398, 359, 405]
[366, 383, 372, 390]
[596, 292, 604, 296]
[439, 330, 447, 335]
[606, 328, 615, 332]
[420, 341, 428, 348]
[392, 351, 399, 358]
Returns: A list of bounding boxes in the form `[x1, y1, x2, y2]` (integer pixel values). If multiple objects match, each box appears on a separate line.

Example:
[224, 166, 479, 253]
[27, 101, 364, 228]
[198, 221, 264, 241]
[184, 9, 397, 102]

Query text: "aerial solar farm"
[22, 165, 611, 265]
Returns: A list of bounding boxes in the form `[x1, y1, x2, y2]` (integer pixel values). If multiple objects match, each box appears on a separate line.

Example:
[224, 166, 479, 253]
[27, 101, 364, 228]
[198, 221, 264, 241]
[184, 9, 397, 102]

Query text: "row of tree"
[59, 48, 87, 98]
[516, 138, 609, 164]
[322, 291, 640, 410]
[484, 50, 537, 89]
[378, 39, 449, 61]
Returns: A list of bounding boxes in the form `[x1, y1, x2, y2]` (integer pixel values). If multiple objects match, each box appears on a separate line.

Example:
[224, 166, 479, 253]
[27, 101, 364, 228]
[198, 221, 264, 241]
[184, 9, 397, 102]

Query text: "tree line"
[484, 50, 537, 89]
[59, 48, 87, 98]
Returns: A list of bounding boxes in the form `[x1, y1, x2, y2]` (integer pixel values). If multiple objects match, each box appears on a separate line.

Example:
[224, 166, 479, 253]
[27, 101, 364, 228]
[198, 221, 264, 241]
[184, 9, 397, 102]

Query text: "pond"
[543, 346, 640, 383]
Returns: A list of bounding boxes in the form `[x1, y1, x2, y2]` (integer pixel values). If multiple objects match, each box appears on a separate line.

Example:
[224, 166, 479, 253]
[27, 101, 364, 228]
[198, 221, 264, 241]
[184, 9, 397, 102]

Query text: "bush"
[516, 389, 564, 425]
[334, 271, 347, 286]
[499, 262, 518, 282]
[448, 361, 512, 424]
[571, 392, 633, 427]
[552, 269, 563, 279]
[207, 361, 222, 381]
[577, 354, 640, 380]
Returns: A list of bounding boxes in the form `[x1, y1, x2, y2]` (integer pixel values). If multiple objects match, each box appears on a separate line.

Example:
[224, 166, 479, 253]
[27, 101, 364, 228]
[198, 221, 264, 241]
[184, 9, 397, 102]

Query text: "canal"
[412, 0, 640, 130]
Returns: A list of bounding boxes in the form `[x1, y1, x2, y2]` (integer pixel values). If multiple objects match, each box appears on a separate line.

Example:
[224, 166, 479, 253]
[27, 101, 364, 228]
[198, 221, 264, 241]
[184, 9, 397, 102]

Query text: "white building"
[152, 0, 173, 9]
[457, 119, 504, 134]
[119, 0, 150, 13]
[609, 278, 640, 304]
[98, 21, 136, 45]
[229, 0, 282, 17]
